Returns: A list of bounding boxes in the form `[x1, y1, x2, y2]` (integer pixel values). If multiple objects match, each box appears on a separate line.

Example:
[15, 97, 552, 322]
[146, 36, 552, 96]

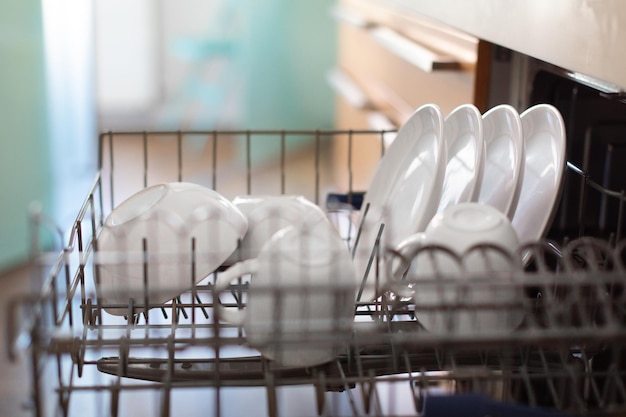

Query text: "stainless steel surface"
[8, 129, 626, 416]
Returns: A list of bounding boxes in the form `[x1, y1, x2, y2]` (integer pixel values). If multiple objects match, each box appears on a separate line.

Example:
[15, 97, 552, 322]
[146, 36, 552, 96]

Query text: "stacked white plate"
[354, 102, 567, 301]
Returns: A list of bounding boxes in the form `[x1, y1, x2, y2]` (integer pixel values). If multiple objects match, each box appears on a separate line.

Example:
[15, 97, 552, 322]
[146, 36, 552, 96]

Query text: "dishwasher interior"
[7, 112, 626, 417]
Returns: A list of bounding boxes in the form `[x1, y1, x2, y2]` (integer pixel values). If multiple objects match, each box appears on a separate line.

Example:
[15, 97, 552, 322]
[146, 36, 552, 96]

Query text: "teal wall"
[0, 0, 52, 270]
[0, 0, 335, 270]
[173, 0, 338, 160]
[239, 0, 337, 162]
[241, 0, 336, 130]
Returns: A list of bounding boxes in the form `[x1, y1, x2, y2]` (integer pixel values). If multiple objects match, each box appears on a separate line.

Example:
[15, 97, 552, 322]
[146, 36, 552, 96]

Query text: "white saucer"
[477, 104, 524, 219]
[355, 104, 446, 301]
[511, 104, 567, 244]
[436, 104, 484, 214]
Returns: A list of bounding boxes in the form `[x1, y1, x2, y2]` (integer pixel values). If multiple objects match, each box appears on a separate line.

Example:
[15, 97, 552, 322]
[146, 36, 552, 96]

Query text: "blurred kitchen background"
[5, 0, 624, 284]
[4, 1, 626, 415]
[0, 0, 336, 274]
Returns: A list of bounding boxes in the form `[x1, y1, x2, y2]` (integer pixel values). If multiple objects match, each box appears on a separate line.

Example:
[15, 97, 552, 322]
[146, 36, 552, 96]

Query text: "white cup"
[96, 182, 248, 315]
[214, 223, 356, 367]
[390, 202, 523, 334]
[224, 195, 330, 265]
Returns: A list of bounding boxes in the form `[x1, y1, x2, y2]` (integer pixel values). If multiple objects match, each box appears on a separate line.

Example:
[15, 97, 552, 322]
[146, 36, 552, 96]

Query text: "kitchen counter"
[376, 0, 626, 90]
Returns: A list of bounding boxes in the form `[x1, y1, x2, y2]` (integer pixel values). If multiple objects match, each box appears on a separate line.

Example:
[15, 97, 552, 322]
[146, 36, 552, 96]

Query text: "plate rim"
[478, 103, 525, 219]
[354, 103, 446, 301]
[436, 103, 485, 215]
[512, 103, 567, 244]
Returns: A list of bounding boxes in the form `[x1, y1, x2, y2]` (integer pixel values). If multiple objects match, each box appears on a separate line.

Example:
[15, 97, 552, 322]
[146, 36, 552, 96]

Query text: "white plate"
[477, 104, 524, 219]
[96, 182, 248, 315]
[354, 104, 445, 301]
[511, 104, 567, 244]
[435, 104, 484, 214]
[360, 103, 443, 212]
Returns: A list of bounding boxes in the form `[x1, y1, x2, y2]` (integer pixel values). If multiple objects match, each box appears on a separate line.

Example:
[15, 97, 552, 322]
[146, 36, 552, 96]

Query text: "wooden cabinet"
[330, 0, 490, 127]
[329, 0, 491, 191]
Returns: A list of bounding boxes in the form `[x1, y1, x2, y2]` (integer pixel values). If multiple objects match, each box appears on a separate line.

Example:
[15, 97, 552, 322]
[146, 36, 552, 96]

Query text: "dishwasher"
[7, 116, 626, 417]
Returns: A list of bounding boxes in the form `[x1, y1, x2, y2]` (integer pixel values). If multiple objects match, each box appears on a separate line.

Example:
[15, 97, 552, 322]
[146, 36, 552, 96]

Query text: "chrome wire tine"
[171, 297, 179, 329]
[264, 367, 279, 417]
[584, 348, 605, 408]
[142, 311, 149, 331]
[348, 130, 354, 200]
[143, 131, 148, 188]
[195, 294, 210, 319]
[315, 130, 321, 205]
[190, 237, 196, 334]
[369, 372, 384, 417]
[618, 189, 625, 243]
[358, 372, 375, 415]
[334, 360, 359, 416]
[176, 297, 189, 320]
[537, 348, 561, 409]
[211, 130, 218, 190]
[280, 130, 286, 194]
[125, 299, 136, 332]
[177, 130, 183, 182]
[355, 222, 384, 303]
[351, 202, 370, 259]
[110, 380, 121, 417]
[313, 370, 327, 416]
[142, 238, 149, 327]
[246, 130, 251, 194]
[564, 354, 587, 411]
[160, 336, 175, 417]
[108, 131, 115, 211]
[159, 385, 171, 417]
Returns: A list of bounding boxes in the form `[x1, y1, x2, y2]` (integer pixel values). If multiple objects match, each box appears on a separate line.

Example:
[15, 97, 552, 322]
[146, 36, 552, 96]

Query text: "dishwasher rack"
[8, 129, 626, 417]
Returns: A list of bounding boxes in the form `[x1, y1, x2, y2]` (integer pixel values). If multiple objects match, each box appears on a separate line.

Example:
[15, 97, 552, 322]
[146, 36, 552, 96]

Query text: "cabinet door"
[332, 0, 486, 126]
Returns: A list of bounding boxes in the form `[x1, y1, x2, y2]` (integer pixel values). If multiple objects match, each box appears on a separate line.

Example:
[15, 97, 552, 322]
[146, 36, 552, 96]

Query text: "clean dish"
[214, 223, 356, 367]
[354, 104, 446, 301]
[360, 103, 443, 214]
[477, 104, 524, 219]
[394, 202, 521, 279]
[96, 182, 248, 315]
[390, 203, 523, 335]
[224, 194, 329, 265]
[436, 104, 484, 214]
[511, 104, 567, 244]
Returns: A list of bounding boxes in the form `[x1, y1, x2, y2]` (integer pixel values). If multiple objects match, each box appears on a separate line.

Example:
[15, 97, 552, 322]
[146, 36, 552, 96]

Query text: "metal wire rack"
[8, 129, 626, 417]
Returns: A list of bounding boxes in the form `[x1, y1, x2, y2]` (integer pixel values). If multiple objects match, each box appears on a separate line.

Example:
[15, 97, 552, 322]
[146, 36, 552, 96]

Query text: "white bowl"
[215, 223, 356, 367]
[392, 202, 523, 335]
[425, 202, 519, 258]
[96, 182, 248, 315]
[225, 195, 329, 265]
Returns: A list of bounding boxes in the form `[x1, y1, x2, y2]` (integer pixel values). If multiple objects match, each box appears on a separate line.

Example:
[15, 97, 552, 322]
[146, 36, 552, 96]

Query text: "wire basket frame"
[9, 129, 626, 417]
